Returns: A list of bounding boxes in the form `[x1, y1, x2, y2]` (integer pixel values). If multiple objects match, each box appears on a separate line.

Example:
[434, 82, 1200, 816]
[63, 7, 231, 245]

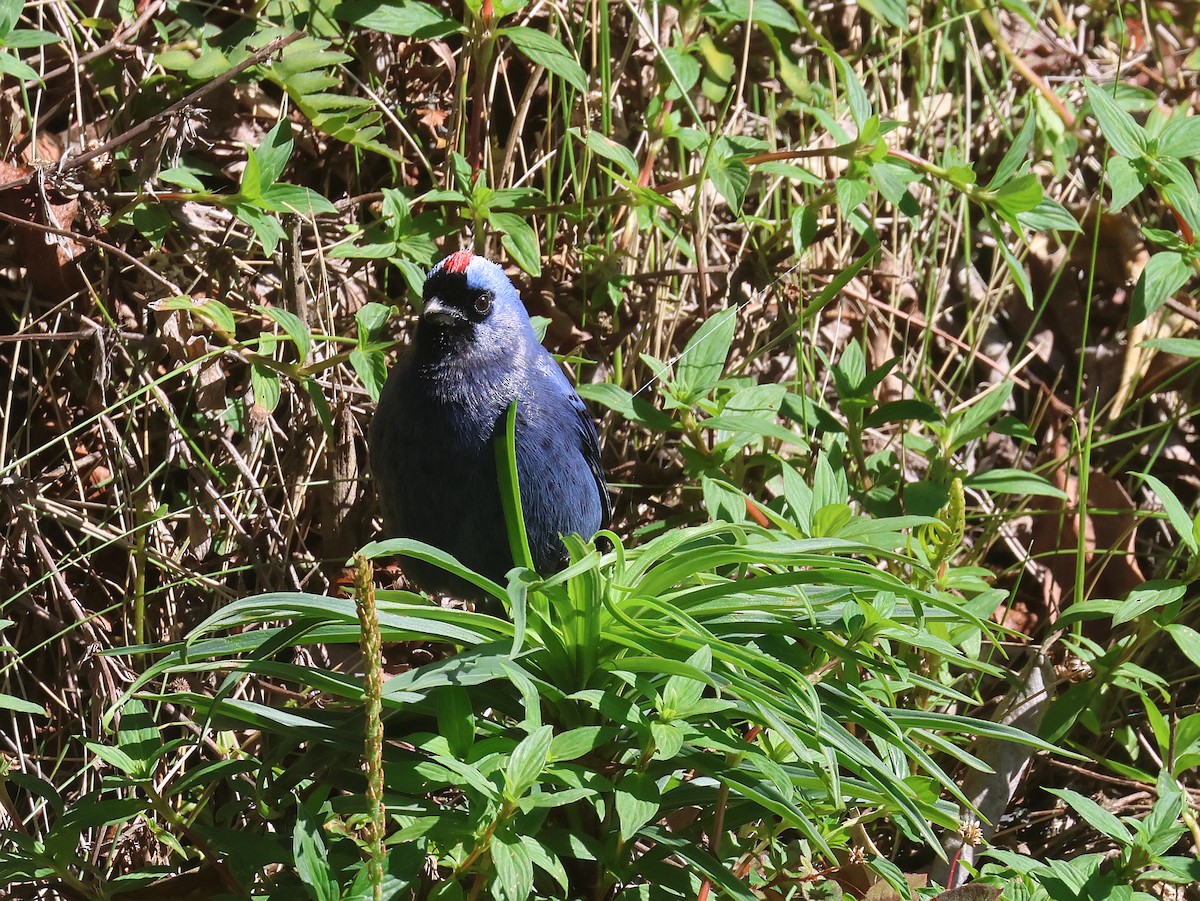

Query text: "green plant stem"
[885, 147, 997, 204]
[843, 408, 871, 489]
[465, 0, 498, 179]
[963, 0, 1077, 128]
[141, 780, 241, 894]
[354, 555, 386, 901]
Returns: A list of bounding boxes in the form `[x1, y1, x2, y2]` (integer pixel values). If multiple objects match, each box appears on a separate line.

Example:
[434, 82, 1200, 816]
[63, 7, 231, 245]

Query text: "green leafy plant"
[981, 771, 1199, 898]
[0, 0, 60, 83]
[74, 476, 1048, 898]
[1085, 80, 1200, 324]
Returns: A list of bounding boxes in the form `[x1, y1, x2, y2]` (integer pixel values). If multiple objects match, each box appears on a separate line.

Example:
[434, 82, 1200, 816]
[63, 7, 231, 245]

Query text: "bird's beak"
[421, 296, 466, 327]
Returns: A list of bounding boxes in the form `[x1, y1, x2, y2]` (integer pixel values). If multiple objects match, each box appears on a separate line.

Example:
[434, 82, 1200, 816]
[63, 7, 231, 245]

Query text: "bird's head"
[418, 252, 532, 350]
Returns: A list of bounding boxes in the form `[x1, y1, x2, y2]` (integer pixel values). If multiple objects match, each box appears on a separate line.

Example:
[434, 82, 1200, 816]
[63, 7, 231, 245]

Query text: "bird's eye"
[474, 291, 493, 315]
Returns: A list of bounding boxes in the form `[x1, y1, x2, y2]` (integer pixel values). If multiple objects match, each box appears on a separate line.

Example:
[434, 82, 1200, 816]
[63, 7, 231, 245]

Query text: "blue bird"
[369, 251, 611, 596]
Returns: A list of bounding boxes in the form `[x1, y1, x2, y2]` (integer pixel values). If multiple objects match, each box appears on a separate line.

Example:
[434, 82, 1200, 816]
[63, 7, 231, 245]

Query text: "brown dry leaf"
[1020, 463, 1144, 631]
[833, 853, 926, 900]
[417, 106, 450, 132]
[0, 158, 85, 301]
[426, 40, 456, 79]
[154, 305, 227, 413]
[1070, 206, 1148, 287]
[527, 282, 593, 351]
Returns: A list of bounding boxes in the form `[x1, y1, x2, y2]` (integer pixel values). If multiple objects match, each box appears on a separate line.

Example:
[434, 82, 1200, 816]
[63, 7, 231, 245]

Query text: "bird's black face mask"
[421, 271, 495, 331]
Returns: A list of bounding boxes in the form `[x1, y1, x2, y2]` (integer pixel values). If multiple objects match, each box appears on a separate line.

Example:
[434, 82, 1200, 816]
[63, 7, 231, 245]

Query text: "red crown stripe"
[443, 250, 474, 273]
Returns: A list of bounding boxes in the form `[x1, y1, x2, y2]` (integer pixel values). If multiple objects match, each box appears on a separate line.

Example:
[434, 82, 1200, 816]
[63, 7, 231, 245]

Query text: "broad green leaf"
[52, 797, 146, 831]
[256, 304, 313, 361]
[1086, 80, 1146, 159]
[868, 160, 920, 216]
[491, 211, 542, 276]
[438, 687, 475, 759]
[197, 299, 236, 335]
[255, 120, 294, 189]
[855, 0, 906, 26]
[696, 34, 734, 90]
[649, 721, 686, 759]
[157, 295, 231, 333]
[1158, 113, 1200, 160]
[661, 46, 701, 100]
[234, 203, 285, 256]
[675, 306, 737, 401]
[125, 202, 174, 247]
[239, 149, 263, 202]
[989, 114, 1036, 188]
[864, 399, 941, 427]
[155, 49, 196, 70]
[548, 726, 616, 762]
[349, 348, 387, 402]
[4, 28, 60, 48]
[258, 184, 338, 216]
[294, 802, 339, 901]
[1047, 788, 1132, 843]
[1112, 581, 1186, 627]
[682, 472, 740, 525]
[710, 156, 750, 211]
[700, 0, 800, 32]
[1166, 624, 1200, 669]
[86, 742, 142, 779]
[661, 645, 712, 717]
[993, 173, 1043, 215]
[582, 129, 639, 178]
[333, 0, 460, 37]
[1143, 771, 1187, 849]
[951, 380, 1013, 450]
[1136, 473, 1198, 552]
[504, 724, 553, 801]
[490, 832, 534, 901]
[1163, 178, 1200, 237]
[0, 692, 44, 715]
[992, 221, 1033, 306]
[575, 383, 675, 431]
[835, 174, 870, 215]
[1140, 337, 1200, 358]
[186, 47, 231, 80]
[964, 468, 1068, 500]
[521, 835, 569, 892]
[157, 166, 206, 191]
[1104, 155, 1145, 211]
[0, 0, 17, 37]
[115, 699, 160, 780]
[812, 503, 852, 537]
[821, 49, 870, 126]
[250, 361, 281, 412]
[0, 51, 40, 82]
[355, 301, 393, 340]
[614, 771, 660, 842]
[1130, 251, 1189, 325]
[1017, 197, 1083, 233]
[791, 205, 818, 253]
[502, 26, 586, 93]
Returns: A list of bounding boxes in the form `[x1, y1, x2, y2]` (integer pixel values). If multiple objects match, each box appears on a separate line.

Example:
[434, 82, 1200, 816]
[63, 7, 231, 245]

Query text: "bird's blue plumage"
[369, 253, 610, 595]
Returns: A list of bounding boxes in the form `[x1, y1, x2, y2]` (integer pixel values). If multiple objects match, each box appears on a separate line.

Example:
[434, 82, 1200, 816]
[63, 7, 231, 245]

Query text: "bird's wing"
[534, 352, 611, 530]
[567, 387, 612, 530]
